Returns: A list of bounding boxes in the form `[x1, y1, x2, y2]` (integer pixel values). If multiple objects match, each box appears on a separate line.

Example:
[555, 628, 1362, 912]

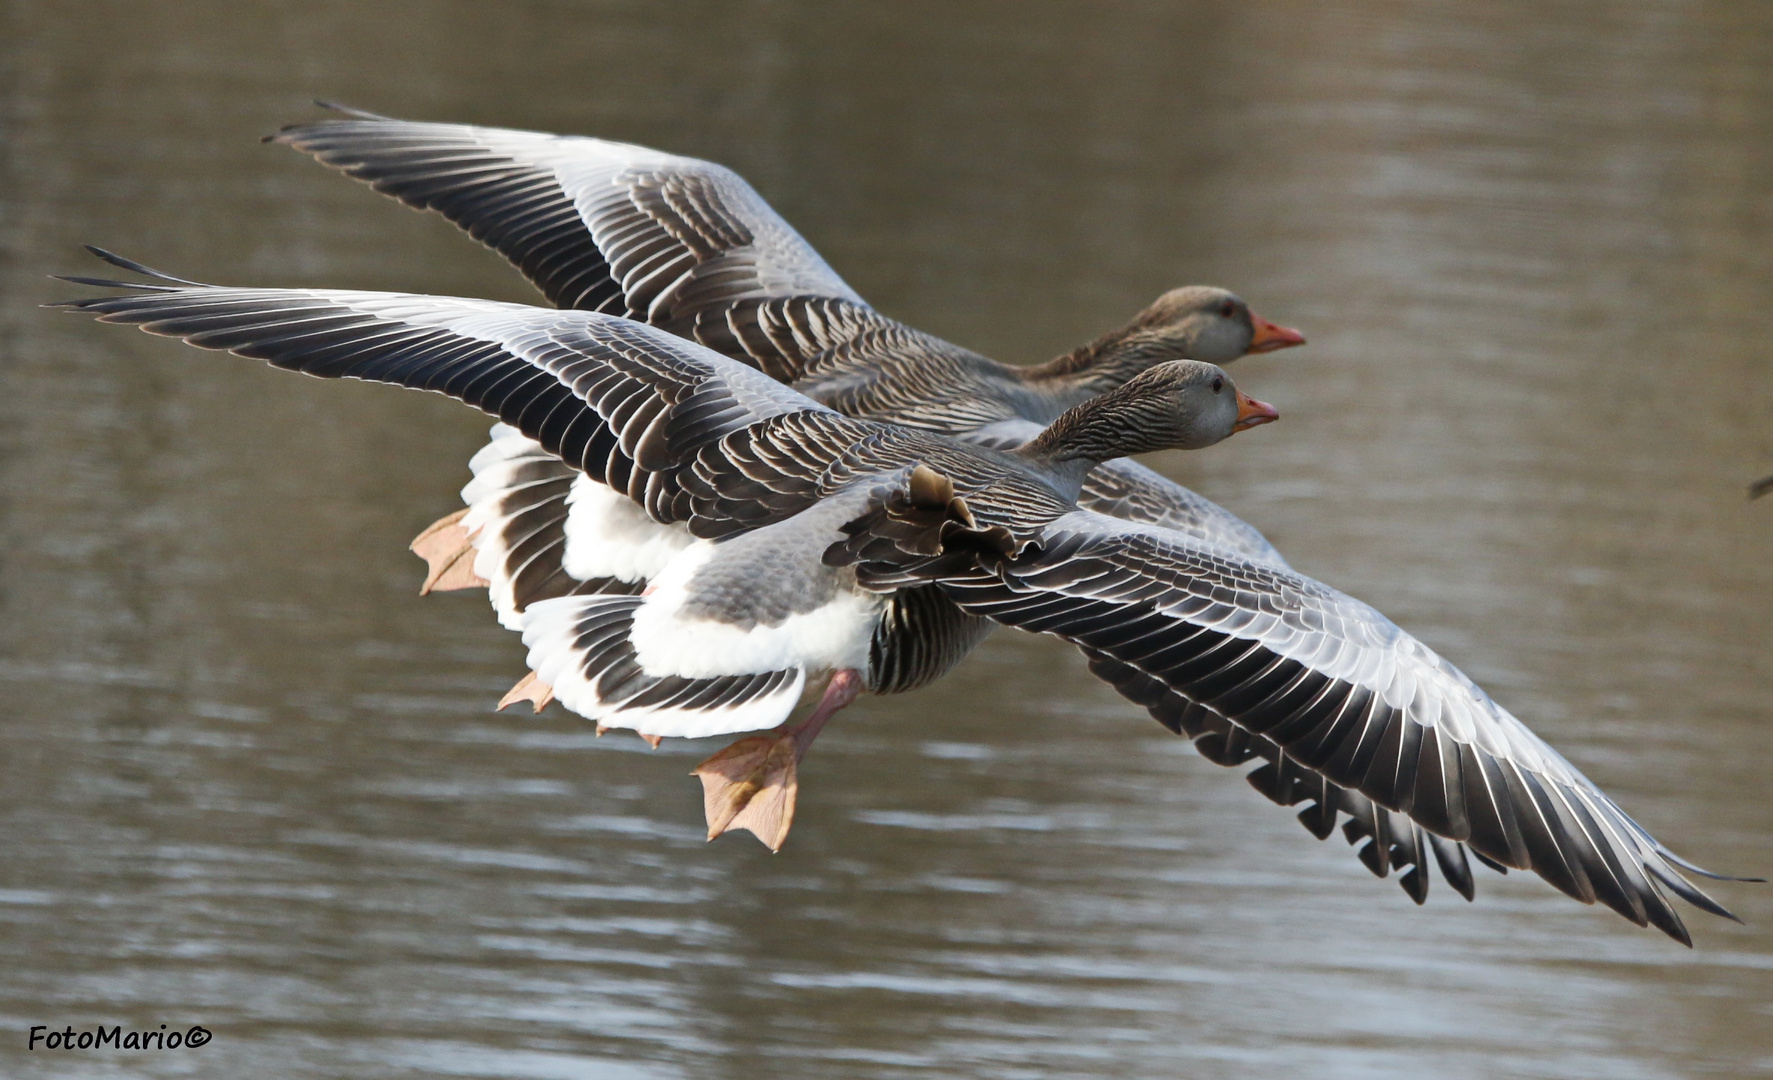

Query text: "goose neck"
[1015, 383, 1179, 490]
[1022, 323, 1179, 400]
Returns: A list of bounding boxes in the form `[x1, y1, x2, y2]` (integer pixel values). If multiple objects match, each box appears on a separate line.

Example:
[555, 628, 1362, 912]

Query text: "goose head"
[1026, 288, 1303, 402]
[1133, 286, 1306, 365]
[1022, 360, 1278, 475]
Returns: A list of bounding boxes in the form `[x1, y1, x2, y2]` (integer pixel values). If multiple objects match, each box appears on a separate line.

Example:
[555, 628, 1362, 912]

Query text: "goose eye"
[1211, 376, 1224, 393]
[1218, 300, 1236, 318]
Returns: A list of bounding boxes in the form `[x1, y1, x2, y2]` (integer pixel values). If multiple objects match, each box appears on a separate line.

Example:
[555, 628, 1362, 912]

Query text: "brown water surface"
[2, 2, 1771, 1077]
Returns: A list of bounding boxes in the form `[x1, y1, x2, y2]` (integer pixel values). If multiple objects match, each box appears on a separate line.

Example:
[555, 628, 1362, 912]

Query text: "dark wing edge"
[981, 513, 1746, 942]
[1083, 647, 1479, 904]
[51, 250, 837, 533]
[270, 110, 943, 389]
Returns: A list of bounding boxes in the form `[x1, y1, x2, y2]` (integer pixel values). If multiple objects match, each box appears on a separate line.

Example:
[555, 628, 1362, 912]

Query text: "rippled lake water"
[2, 2, 1771, 1077]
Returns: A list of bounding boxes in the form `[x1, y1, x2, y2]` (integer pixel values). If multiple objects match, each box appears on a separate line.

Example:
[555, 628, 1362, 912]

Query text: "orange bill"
[1234, 390, 1280, 430]
[1247, 310, 1306, 354]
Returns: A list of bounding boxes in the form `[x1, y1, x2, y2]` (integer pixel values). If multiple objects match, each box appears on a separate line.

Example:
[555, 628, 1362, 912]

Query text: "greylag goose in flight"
[59, 256, 1745, 944]
[269, 107, 1305, 589]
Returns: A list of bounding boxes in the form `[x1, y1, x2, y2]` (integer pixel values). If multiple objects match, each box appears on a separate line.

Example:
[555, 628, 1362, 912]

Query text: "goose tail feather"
[522, 594, 807, 739]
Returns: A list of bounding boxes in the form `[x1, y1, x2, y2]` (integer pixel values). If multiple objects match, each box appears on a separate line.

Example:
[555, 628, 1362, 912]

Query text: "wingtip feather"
[1653, 844, 1764, 883]
[77, 246, 210, 286]
[1644, 859, 1744, 925]
[269, 100, 396, 143]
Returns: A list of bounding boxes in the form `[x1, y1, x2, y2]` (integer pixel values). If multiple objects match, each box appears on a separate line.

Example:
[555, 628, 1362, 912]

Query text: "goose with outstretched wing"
[58, 257, 1748, 944]
[271, 106, 1303, 585]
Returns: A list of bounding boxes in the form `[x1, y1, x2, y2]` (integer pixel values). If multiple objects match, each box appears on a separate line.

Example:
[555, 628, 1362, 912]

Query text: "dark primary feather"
[53, 269, 837, 534]
[1082, 646, 1473, 903]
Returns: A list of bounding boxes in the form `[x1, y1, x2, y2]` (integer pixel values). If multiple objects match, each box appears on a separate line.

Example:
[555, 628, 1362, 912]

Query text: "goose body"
[61, 262, 1746, 943]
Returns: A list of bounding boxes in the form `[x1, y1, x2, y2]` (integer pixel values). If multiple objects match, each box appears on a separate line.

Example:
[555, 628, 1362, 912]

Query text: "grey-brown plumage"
[57, 265, 1748, 943]
[272, 107, 1301, 532]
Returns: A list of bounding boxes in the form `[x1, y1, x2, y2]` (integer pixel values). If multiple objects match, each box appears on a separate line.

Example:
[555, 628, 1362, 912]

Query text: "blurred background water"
[1, 1, 1770, 1077]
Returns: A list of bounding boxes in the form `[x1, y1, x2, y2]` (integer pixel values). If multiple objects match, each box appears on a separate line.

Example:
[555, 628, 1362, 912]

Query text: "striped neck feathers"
[1023, 323, 1183, 402]
[1021, 315, 1212, 413]
[1017, 362, 1238, 489]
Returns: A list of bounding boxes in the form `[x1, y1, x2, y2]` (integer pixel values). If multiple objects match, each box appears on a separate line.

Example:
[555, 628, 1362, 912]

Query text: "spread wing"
[274, 108, 996, 401]
[275, 107, 863, 320]
[839, 494, 1741, 943]
[53, 251, 859, 533]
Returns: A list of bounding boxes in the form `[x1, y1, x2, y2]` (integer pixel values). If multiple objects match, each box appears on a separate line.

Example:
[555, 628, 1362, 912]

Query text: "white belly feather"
[628, 541, 883, 679]
[561, 475, 694, 583]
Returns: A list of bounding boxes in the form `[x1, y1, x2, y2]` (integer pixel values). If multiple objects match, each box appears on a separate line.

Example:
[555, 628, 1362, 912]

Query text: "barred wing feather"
[935, 509, 1735, 944]
[276, 112, 862, 318]
[54, 262, 836, 532]
[276, 111, 1021, 414]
